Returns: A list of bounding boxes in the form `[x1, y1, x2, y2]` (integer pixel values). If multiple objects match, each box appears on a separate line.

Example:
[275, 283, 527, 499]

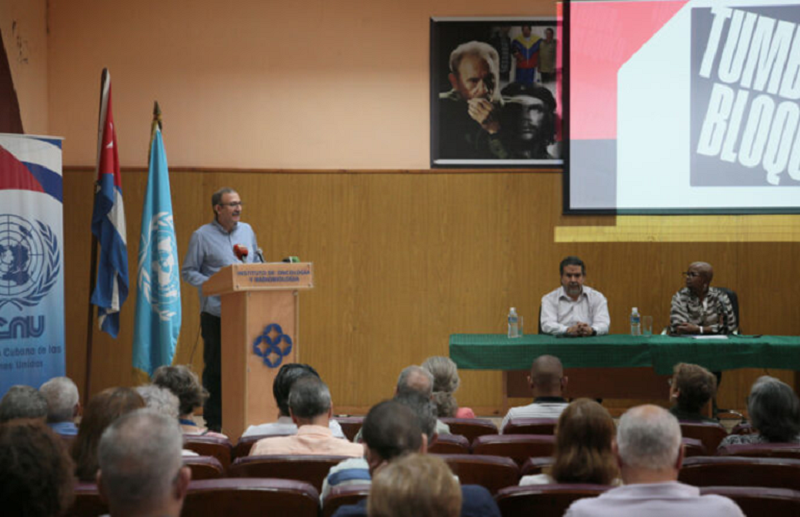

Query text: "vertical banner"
[0, 133, 65, 395]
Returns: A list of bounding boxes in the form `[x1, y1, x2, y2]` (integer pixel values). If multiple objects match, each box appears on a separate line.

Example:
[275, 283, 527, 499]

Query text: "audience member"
[670, 261, 737, 335]
[500, 354, 568, 432]
[331, 398, 500, 517]
[152, 364, 228, 439]
[72, 387, 145, 481]
[718, 376, 800, 448]
[0, 384, 48, 423]
[540, 256, 610, 336]
[39, 376, 81, 436]
[136, 384, 180, 420]
[422, 356, 475, 419]
[367, 453, 462, 517]
[240, 362, 345, 438]
[521, 398, 619, 485]
[669, 363, 718, 423]
[564, 405, 744, 517]
[250, 376, 363, 457]
[0, 419, 75, 517]
[97, 409, 191, 517]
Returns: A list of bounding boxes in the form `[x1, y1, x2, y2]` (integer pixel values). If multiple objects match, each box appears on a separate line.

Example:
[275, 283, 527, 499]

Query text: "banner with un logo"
[0, 133, 65, 396]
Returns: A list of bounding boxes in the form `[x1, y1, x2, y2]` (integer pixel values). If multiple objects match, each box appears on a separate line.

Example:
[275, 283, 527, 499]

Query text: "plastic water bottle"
[508, 307, 520, 338]
[630, 307, 641, 336]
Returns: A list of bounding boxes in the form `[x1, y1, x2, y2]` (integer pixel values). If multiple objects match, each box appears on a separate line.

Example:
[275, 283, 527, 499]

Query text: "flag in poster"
[132, 105, 181, 378]
[90, 70, 128, 337]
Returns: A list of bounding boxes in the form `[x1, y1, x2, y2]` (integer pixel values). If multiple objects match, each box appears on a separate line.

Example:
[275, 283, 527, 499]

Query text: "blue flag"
[91, 71, 128, 338]
[132, 113, 181, 377]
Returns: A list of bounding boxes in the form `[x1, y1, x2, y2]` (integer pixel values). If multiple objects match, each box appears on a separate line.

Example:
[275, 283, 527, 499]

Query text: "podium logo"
[253, 323, 293, 368]
[0, 214, 60, 311]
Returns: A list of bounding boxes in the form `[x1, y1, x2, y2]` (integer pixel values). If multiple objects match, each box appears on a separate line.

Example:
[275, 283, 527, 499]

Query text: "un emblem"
[0, 214, 60, 311]
[253, 323, 293, 368]
[137, 212, 180, 321]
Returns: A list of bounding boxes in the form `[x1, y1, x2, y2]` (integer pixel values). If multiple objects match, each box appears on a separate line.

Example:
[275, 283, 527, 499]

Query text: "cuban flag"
[132, 106, 181, 378]
[90, 69, 128, 338]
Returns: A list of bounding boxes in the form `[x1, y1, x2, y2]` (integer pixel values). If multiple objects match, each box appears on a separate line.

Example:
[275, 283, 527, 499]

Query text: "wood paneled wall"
[63, 169, 800, 416]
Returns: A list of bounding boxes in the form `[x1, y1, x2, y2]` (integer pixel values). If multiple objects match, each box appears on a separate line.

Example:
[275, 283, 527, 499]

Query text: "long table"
[450, 334, 800, 405]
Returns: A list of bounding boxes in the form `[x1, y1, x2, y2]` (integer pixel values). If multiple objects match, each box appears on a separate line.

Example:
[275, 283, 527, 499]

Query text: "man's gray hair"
[98, 409, 183, 510]
[288, 376, 332, 419]
[394, 391, 437, 440]
[0, 385, 48, 423]
[40, 377, 80, 423]
[396, 366, 434, 398]
[617, 405, 682, 470]
[448, 41, 500, 100]
[211, 187, 237, 209]
[748, 376, 800, 442]
[136, 385, 180, 421]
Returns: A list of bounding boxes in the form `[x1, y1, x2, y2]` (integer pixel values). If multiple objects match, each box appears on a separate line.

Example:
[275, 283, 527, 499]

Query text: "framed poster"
[431, 17, 562, 168]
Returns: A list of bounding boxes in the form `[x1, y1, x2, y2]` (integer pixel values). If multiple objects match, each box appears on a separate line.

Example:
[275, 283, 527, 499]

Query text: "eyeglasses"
[682, 271, 700, 278]
[220, 201, 244, 208]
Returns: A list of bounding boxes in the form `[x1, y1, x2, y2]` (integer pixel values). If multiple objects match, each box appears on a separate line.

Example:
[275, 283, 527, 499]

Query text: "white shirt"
[242, 415, 346, 439]
[540, 286, 610, 336]
[500, 399, 569, 434]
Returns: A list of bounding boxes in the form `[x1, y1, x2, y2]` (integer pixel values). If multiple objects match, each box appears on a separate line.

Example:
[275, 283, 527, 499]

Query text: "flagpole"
[83, 68, 109, 404]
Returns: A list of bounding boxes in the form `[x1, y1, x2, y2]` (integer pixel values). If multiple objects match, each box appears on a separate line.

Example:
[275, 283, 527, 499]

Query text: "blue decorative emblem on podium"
[0, 214, 60, 311]
[253, 323, 293, 368]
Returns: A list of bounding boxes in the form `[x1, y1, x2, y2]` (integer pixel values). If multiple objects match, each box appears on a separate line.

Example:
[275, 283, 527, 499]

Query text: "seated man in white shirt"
[242, 363, 345, 439]
[540, 256, 610, 337]
[564, 405, 744, 517]
[500, 354, 569, 433]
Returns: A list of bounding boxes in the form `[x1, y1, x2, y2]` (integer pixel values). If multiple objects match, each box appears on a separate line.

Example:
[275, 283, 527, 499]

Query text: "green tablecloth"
[449, 334, 800, 375]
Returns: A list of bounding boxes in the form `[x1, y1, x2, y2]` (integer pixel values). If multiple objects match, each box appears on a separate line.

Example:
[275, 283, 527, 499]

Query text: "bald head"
[529, 355, 564, 395]
[690, 262, 713, 282]
[396, 366, 434, 399]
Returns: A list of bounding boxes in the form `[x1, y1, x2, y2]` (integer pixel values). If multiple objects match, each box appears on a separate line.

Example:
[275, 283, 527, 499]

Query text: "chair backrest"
[428, 433, 470, 454]
[520, 456, 555, 476]
[63, 482, 107, 517]
[681, 437, 707, 457]
[679, 422, 728, 453]
[334, 416, 364, 442]
[322, 484, 371, 517]
[731, 422, 754, 435]
[183, 478, 319, 517]
[183, 434, 233, 471]
[717, 443, 800, 460]
[229, 455, 352, 492]
[471, 434, 556, 466]
[495, 483, 612, 517]
[503, 418, 558, 436]
[439, 417, 498, 443]
[433, 453, 519, 494]
[699, 486, 800, 516]
[183, 456, 225, 480]
[679, 456, 800, 489]
[232, 433, 291, 460]
[716, 286, 740, 332]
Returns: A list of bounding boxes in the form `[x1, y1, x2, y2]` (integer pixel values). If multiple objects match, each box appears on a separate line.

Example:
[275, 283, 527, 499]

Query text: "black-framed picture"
[430, 17, 561, 168]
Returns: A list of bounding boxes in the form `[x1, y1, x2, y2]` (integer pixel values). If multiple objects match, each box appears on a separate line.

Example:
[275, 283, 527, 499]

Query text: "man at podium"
[181, 187, 260, 432]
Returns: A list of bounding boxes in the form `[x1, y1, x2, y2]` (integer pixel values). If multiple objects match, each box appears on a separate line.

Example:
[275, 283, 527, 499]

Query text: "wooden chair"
[439, 417, 498, 443]
[229, 455, 352, 492]
[334, 416, 364, 442]
[495, 483, 611, 517]
[428, 433, 470, 454]
[502, 418, 558, 436]
[679, 457, 800, 489]
[433, 454, 519, 494]
[183, 434, 233, 471]
[679, 422, 728, 453]
[717, 443, 800, 460]
[63, 482, 107, 517]
[700, 486, 800, 517]
[182, 478, 319, 517]
[183, 456, 225, 480]
[681, 437, 707, 457]
[471, 434, 555, 466]
[321, 485, 371, 517]
[232, 433, 291, 460]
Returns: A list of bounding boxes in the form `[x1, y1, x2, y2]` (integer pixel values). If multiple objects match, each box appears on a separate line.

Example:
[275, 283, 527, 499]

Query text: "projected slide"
[568, 0, 800, 213]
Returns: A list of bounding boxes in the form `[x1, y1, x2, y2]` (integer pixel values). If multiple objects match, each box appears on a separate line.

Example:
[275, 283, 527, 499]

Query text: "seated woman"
[520, 398, 620, 486]
[718, 375, 800, 449]
[422, 356, 475, 419]
[152, 364, 227, 439]
[71, 387, 145, 481]
[668, 363, 719, 423]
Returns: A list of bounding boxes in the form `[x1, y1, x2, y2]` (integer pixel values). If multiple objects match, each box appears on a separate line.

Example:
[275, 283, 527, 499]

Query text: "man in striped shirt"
[670, 262, 737, 335]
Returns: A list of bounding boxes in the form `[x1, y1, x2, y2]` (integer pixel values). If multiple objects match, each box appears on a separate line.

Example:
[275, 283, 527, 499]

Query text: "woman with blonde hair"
[421, 356, 475, 419]
[368, 454, 461, 517]
[521, 398, 619, 486]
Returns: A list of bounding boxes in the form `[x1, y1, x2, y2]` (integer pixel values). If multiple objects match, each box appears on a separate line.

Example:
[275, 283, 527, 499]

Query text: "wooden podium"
[203, 262, 314, 439]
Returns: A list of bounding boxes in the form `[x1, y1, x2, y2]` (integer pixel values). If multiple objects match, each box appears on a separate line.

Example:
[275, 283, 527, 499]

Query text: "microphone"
[255, 248, 266, 263]
[233, 244, 249, 262]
